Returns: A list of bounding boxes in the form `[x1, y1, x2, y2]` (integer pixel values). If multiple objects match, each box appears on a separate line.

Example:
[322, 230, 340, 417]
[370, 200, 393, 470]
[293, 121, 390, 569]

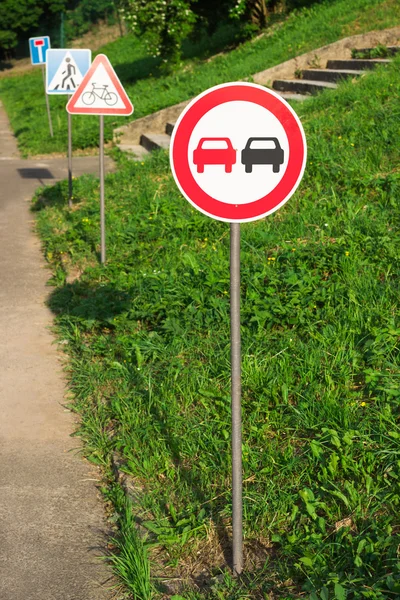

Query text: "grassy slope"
[33, 57, 400, 599]
[0, 0, 399, 156]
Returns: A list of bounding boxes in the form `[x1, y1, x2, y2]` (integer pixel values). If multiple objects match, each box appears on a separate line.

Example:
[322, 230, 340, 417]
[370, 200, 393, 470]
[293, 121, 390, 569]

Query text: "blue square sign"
[29, 36, 51, 65]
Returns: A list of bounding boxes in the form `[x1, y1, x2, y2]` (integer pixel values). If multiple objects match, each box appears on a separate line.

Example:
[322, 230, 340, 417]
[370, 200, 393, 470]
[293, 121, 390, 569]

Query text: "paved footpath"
[0, 102, 116, 600]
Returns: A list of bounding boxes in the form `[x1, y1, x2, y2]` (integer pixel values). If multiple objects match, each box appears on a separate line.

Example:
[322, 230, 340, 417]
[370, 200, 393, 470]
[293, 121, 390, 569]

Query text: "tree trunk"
[248, 0, 268, 28]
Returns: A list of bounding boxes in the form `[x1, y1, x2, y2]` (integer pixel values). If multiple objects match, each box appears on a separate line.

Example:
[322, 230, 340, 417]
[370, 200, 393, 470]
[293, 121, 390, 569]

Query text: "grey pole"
[41, 64, 53, 138]
[99, 115, 106, 264]
[230, 222, 243, 576]
[68, 112, 72, 208]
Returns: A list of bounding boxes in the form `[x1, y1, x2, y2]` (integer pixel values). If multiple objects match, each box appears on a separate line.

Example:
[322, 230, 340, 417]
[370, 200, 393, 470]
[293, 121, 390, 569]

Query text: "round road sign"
[170, 82, 307, 223]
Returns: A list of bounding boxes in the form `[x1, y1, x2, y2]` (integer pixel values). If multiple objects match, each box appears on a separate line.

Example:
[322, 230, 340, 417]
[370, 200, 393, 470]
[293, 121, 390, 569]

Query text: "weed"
[109, 498, 154, 600]
[351, 44, 392, 59]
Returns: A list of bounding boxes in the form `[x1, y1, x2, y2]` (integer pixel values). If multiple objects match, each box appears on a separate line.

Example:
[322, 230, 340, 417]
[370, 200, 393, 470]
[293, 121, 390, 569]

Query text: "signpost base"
[99, 115, 106, 264]
[41, 65, 53, 138]
[230, 222, 243, 576]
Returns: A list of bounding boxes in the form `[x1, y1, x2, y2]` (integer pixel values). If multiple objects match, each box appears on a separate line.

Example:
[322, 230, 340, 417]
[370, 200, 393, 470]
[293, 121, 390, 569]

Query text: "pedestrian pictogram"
[29, 36, 50, 65]
[170, 82, 306, 223]
[66, 54, 134, 116]
[46, 49, 92, 95]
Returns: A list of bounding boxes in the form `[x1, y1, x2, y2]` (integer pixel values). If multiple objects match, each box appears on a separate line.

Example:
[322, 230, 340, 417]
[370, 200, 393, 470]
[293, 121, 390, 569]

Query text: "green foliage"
[285, 0, 324, 8]
[0, 0, 67, 57]
[194, 0, 241, 33]
[0, 0, 121, 57]
[351, 44, 393, 59]
[33, 57, 400, 597]
[122, 0, 197, 68]
[122, 0, 329, 66]
[109, 497, 154, 599]
[122, 0, 325, 66]
[2, 0, 399, 156]
[64, 0, 118, 41]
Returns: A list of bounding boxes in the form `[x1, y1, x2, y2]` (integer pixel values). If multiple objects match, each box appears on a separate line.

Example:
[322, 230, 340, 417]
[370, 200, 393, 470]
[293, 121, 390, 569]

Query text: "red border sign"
[170, 82, 307, 223]
[66, 54, 133, 116]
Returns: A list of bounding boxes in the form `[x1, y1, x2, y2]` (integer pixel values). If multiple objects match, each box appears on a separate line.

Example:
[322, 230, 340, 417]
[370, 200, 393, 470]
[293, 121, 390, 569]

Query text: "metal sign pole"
[68, 112, 72, 208]
[230, 222, 243, 576]
[99, 115, 106, 264]
[41, 64, 53, 138]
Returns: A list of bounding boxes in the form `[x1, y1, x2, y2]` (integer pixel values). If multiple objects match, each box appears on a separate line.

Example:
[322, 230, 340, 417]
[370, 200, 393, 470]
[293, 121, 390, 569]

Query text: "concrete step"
[326, 58, 391, 70]
[166, 122, 175, 136]
[118, 144, 150, 160]
[275, 91, 309, 102]
[355, 45, 399, 56]
[384, 46, 399, 55]
[302, 68, 363, 83]
[273, 79, 337, 95]
[140, 133, 171, 152]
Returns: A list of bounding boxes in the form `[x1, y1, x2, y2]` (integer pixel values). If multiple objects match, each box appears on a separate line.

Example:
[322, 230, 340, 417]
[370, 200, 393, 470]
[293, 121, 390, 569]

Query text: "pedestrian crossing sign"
[46, 49, 92, 95]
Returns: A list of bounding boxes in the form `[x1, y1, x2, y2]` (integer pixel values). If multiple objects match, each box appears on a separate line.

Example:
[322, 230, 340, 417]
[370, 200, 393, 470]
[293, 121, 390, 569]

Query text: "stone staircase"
[272, 57, 392, 95]
[116, 47, 398, 159]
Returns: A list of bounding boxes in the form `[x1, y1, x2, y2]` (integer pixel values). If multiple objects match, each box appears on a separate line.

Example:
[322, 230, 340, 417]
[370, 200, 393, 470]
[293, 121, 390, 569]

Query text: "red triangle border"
[66, 54, 134, 116]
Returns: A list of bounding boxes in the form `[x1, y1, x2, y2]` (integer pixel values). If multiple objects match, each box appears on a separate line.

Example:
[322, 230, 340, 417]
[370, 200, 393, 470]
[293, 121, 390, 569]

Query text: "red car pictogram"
[193, 138, 236, 173]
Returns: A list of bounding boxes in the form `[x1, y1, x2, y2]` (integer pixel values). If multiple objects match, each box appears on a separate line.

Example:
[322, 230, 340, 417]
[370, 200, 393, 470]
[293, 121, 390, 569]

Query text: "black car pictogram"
[241, 137, 284, 173]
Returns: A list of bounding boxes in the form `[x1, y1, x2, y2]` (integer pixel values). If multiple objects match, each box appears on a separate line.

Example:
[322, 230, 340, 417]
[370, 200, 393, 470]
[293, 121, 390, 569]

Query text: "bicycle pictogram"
[82, 83, 118, 106]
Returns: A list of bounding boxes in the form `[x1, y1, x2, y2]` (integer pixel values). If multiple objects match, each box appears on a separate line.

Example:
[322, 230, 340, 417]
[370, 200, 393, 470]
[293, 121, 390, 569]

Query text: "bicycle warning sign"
[66, 54, 133, 116]
[47, 49, 91, 95]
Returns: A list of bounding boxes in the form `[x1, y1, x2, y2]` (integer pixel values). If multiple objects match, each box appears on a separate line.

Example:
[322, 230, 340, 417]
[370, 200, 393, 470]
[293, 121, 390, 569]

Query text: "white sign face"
[46, 49, 91, 95]
[170, 82, 307, 223]
[66, 54, 134, 116]
[188, 101, 289, 206]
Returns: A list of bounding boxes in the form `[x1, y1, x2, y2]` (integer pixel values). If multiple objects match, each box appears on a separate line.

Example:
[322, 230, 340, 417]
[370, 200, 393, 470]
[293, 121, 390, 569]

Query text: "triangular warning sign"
[49, 51, 84, 93]
[66, 54, 134, 116]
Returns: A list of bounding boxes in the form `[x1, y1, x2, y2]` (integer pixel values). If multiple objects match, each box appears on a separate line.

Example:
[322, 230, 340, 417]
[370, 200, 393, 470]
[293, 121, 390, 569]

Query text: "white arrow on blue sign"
[29, 36, 51, 65]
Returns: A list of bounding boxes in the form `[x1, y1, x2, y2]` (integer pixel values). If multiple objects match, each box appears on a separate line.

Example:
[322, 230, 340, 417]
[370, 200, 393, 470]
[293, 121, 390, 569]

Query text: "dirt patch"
[73, 22, 123, 50]
[25, 142, 114, 161]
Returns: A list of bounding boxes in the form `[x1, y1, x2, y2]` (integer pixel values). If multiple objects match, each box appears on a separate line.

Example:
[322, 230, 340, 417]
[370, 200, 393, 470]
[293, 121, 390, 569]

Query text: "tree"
[122, 0, 196, 68]
[120, 0, 321, 69]
[0, 0, 67, 58]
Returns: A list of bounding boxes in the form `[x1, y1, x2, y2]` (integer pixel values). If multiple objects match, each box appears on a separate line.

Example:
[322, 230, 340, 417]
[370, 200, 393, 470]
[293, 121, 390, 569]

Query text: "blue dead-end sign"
[29, 36, 51, 65]
[46, 49, 92, 95]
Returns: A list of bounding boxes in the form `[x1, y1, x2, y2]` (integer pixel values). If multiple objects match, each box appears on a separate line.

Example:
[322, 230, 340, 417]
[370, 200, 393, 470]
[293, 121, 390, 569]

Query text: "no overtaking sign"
[170, 82, 307, 222]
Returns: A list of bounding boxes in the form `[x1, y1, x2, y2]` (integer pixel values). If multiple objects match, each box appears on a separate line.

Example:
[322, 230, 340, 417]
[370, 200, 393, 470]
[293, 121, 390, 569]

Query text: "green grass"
[32, 57, 400, 599]
[109, 497, 153, 600]
[1, 0, 399, 156]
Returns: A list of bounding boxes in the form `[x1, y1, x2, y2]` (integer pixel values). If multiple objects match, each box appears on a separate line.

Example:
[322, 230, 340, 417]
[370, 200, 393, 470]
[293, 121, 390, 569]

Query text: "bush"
[64, 0, 117, 41]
